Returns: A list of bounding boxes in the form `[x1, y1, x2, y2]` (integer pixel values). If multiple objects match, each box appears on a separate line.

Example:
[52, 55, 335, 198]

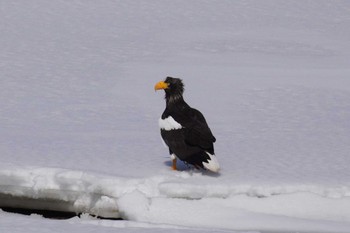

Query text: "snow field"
[1, 0, 350, 232]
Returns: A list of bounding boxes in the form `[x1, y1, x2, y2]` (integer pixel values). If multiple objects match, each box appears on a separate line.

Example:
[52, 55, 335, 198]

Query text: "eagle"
[154, 77, 220, 173]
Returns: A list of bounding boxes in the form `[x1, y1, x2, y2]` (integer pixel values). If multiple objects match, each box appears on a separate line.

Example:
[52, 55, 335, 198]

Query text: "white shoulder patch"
[202, 152, 220, 173]
[159, 116, 183, 131]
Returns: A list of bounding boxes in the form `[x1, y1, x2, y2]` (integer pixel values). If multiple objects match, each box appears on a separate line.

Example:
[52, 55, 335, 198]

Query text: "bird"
[154, 77, 220, 173]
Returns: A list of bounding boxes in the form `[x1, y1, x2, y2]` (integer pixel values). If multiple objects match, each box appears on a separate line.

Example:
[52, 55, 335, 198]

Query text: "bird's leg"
[170, 154, 177, 170]
[172, 158, 177, 170]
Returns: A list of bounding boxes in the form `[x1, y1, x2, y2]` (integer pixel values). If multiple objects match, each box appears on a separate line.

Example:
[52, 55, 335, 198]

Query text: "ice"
[1, 0, 350, 232]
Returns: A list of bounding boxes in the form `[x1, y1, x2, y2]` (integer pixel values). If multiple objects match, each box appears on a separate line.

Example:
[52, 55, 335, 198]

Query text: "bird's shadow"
[163, 160, 188, 171]
[163, 160, 221, 177]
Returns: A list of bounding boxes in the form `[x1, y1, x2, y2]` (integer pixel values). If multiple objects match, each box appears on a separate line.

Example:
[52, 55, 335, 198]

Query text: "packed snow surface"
[1, 0, 350, 232]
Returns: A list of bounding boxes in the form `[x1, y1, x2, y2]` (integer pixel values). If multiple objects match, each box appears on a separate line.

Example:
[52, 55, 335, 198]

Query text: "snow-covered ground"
[1, 0, 350, 232]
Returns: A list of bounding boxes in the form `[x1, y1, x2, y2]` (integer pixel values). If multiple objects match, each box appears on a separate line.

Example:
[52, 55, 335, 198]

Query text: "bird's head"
[155, 77, 184, 103]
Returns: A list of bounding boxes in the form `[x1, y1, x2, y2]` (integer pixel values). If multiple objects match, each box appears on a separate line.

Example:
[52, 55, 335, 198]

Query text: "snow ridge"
[1, 167, 350, 230]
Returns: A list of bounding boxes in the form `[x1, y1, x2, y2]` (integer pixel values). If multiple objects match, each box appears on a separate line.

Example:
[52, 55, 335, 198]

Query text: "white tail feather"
[202, 152, 220, 173]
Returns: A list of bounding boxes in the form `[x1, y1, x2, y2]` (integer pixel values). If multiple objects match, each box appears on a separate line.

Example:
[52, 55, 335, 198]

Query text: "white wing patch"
[202, 152, 220, 173]
[159, 116, 183, 131]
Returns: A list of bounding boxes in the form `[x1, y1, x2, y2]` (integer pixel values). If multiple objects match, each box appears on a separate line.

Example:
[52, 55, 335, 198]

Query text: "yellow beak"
[154, 81, 169, 91]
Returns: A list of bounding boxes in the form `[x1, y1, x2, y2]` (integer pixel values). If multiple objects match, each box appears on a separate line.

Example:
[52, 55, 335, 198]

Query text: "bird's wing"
[172, 108, 216, 151]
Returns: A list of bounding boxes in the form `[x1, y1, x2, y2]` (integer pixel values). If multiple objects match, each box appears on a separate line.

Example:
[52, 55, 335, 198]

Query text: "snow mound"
[1, 167, 350, 232]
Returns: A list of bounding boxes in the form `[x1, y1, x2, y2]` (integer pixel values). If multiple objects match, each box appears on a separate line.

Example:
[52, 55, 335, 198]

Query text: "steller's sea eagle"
[154, 77, 220, 173]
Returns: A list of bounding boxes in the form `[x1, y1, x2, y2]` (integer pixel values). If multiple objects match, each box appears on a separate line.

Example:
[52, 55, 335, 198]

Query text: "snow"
[1, 0, 350, 232]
